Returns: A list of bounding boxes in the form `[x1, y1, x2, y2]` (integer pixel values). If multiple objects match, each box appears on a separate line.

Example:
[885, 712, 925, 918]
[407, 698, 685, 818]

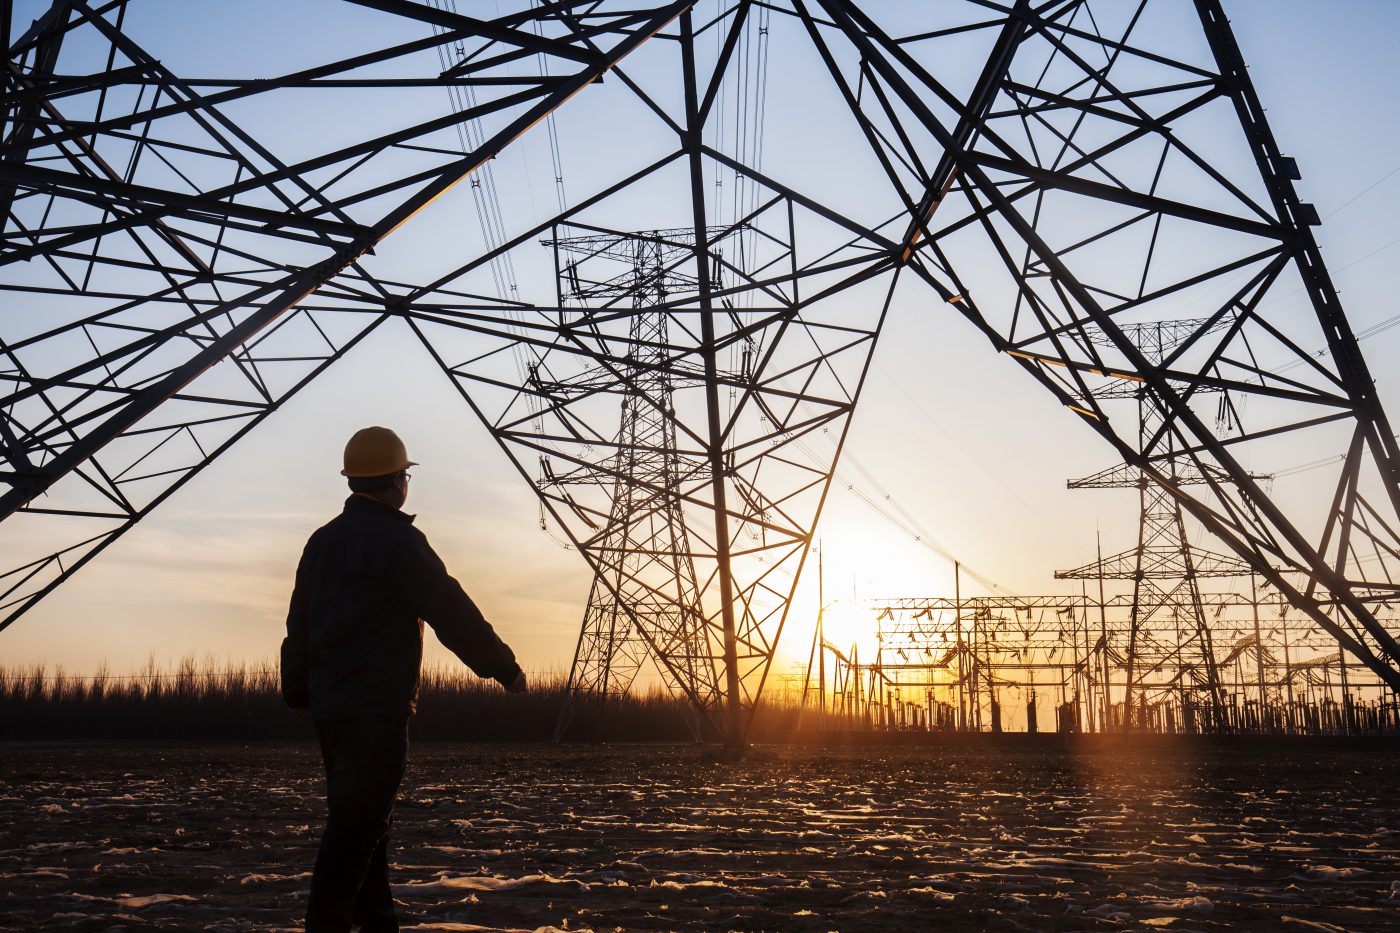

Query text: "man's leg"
[307, 715, 409, 933]
[351, 829, 397, 931]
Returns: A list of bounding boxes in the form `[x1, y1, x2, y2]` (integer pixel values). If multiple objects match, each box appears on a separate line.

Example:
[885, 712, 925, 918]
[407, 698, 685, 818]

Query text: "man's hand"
[505, 670, 528, 694]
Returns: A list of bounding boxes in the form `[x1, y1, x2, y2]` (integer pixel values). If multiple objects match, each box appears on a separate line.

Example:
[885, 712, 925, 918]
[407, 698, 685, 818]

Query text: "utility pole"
[955, 562, 966, 731]
[1282, 611, 1296, 729]
[1097, 533, 1110, 732]
[817, 546, 826, 728]
[1079, 585, 1092, 732]
[1338, 634, 1352, 734]
[1250, 572, 1268, 728]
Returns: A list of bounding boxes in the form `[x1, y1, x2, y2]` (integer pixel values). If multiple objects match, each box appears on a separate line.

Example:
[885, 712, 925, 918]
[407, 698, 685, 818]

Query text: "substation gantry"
[854, 589, 1398, 737]
[3, 1, 1400, 748]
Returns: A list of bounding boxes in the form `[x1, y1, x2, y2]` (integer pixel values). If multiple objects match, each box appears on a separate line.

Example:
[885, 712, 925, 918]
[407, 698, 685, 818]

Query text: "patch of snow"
[650, 879, 727, 890]
[118, 893, 198, 909]
[1281, 918, 1347, 932]
[1168, 896, 1213, 915]
[25, 842, 79, 853]
[239, 871, 311, 885]
[1221, 862, 1265, 874]
[393, 873, 589, 895]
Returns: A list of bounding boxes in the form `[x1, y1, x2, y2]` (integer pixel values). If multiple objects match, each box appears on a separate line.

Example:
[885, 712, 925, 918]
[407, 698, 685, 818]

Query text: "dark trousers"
[307, 714, 409, 933]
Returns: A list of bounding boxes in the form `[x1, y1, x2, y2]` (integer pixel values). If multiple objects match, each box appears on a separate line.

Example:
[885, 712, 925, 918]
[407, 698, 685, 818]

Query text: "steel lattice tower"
[1058, 320, 1255, 731]
[4, 1, 1400, 748]
[545, 229, 721, 739]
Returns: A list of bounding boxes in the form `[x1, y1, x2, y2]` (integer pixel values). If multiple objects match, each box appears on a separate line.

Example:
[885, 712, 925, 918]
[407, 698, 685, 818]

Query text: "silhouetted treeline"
[0, 660, 819, 742]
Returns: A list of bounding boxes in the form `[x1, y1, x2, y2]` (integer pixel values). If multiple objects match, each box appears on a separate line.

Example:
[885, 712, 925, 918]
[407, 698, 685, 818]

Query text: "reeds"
[0, 658, 292, 741]
[0, 659, 825, 742]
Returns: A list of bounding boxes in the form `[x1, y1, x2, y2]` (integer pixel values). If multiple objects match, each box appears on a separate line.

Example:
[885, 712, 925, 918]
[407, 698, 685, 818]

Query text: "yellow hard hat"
[341, 426, 417, 477]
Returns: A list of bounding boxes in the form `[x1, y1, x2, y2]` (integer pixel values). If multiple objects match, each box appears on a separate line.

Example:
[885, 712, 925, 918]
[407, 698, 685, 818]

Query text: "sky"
[5, 1, 1400, 691]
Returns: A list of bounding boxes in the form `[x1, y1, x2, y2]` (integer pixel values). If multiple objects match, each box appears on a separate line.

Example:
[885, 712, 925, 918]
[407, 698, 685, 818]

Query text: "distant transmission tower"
[543, 229, 726, 739]
[1058, 320, 1257, 731]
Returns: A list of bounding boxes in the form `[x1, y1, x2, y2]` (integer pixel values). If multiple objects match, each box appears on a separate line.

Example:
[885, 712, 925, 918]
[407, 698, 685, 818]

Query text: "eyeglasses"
[399, 471, 412, 483]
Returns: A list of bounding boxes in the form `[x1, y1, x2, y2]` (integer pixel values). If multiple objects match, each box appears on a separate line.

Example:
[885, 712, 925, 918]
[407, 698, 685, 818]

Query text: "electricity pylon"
[544, 229, 722, 740]
[4, 1, 1400, 751]
[1058, 320, 1257, 731]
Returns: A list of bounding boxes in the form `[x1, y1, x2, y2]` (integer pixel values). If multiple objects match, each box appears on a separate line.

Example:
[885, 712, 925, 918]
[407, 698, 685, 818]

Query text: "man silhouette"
[281, 426, 526, 932]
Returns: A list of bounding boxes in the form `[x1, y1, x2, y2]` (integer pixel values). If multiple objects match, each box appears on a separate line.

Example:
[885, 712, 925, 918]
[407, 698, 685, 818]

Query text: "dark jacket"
[280, 494, 521, 719]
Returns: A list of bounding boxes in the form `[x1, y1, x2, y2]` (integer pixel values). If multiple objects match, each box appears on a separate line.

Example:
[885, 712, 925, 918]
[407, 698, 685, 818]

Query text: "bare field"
[2, 742, 1398, 931]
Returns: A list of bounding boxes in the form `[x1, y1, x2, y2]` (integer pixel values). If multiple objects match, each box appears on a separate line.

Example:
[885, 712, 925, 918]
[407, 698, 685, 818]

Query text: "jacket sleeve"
[280, 543, 312, 709]
[399, 529, 521, 685]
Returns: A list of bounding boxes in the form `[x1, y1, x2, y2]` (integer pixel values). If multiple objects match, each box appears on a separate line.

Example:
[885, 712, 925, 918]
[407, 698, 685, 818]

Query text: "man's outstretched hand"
[505, 670, 528, 694]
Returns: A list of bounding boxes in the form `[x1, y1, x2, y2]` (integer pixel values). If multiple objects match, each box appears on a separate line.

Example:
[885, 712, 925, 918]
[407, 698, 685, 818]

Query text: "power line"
[1323, 163, 1400, 221]
[875, 362, 1089, 551]
[792, 429, 1015, 596]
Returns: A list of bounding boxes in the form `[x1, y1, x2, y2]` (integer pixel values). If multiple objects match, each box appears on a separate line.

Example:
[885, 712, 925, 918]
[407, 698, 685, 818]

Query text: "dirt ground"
[2, 741, 1398, 931]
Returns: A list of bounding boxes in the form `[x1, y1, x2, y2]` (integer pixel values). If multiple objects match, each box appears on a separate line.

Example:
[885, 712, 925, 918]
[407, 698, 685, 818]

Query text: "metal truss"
[870, 593, 1264, 614]
[392, 7, 905, 746]
[1055, 318, 1256, 728]
[4, 0, 1400, 749]
[404, 161, 897, 747]
[865, 593, 1392, 735]
[547, 228, 719, 740]
[0, 0, 689, 626]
